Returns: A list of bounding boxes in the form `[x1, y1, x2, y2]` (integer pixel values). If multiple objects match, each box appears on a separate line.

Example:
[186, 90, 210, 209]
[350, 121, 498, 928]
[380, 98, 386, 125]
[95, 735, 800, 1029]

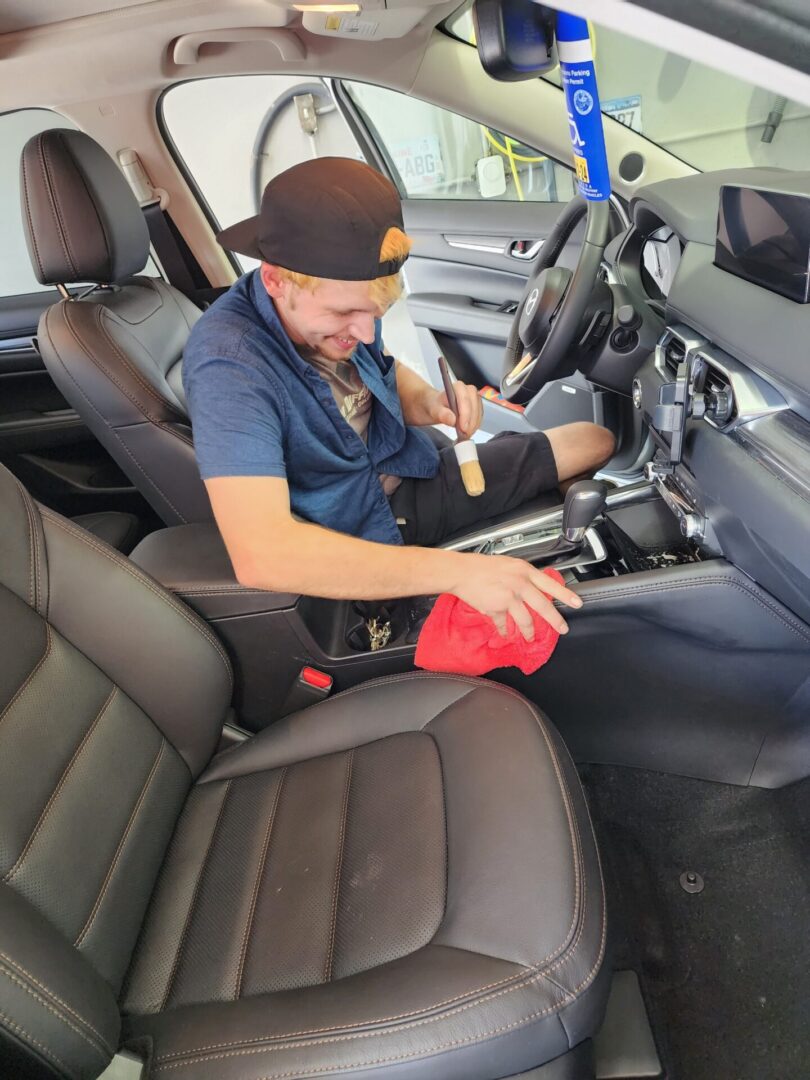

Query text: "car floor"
[580, 765, 810, 1080]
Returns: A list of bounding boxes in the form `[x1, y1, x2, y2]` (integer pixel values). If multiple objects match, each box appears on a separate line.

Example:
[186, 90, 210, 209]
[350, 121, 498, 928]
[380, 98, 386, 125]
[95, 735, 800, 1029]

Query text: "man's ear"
[260, 263, 286, 299]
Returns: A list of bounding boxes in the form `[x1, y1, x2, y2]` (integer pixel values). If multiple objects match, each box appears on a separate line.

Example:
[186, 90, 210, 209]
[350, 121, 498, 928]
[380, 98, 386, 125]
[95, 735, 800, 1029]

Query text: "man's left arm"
[394, 359, 483, 437]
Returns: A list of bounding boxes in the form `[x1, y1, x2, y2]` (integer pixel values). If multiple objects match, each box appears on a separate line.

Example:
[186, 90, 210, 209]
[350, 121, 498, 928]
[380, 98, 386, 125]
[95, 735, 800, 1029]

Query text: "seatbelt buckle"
[280, 666, 333, 715]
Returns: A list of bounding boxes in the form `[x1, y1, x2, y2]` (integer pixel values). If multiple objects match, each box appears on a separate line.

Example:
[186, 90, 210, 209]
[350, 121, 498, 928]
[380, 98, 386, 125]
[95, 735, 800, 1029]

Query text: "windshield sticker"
[556, 12, 611, 201]
[603, 95, 643, 133]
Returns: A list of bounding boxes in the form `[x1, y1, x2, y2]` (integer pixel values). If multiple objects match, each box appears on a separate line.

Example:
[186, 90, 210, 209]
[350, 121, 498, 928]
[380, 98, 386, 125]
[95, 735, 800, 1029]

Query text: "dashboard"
[612, 167, 810, 625]
[627, 167, 810, 416]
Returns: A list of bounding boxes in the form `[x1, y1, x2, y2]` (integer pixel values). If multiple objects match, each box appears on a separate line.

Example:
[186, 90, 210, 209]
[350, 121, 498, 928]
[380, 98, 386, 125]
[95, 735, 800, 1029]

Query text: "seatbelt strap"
[141, 201, 199, 296]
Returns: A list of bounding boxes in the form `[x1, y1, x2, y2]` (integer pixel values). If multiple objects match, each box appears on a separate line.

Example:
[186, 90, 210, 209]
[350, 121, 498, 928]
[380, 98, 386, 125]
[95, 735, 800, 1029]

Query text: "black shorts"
[389, 430, 559, 547]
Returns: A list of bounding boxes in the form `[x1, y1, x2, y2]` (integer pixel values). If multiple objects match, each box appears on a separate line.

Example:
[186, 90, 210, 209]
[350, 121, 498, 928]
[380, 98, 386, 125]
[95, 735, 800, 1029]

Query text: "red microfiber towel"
[414, 568, 565, 677]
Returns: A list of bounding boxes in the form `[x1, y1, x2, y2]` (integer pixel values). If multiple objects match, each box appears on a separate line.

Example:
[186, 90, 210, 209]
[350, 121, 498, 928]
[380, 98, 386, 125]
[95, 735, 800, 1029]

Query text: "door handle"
[509, 239, 544, 260]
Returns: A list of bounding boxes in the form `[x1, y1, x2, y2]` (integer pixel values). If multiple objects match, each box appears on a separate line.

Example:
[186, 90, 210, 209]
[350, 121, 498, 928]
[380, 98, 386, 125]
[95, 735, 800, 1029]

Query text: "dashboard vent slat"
[663, 337, 686, 376]
[700, 361, 736, 427]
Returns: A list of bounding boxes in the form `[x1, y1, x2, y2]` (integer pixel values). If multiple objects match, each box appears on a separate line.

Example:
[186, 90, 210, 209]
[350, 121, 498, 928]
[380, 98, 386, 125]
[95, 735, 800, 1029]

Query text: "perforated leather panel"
[122, 731, 447, 1013]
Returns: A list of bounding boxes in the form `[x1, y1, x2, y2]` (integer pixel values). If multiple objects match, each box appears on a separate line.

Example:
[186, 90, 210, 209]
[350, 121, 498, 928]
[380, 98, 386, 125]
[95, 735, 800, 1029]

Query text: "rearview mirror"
[472, 0, 557, 82]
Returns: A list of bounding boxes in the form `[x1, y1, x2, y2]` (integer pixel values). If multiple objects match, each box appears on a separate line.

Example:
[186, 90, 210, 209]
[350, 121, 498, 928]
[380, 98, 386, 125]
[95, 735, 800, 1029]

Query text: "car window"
[0, 110, 79, 297]
[343, 82, 575, 203]
[0, 108, 160, 298]
[161, 75, 430, 378]
[162, 76, 365, 273]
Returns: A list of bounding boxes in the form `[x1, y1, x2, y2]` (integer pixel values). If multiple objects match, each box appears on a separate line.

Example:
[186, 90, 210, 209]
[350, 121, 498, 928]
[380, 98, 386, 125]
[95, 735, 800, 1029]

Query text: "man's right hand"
[449, 553, 583, 640]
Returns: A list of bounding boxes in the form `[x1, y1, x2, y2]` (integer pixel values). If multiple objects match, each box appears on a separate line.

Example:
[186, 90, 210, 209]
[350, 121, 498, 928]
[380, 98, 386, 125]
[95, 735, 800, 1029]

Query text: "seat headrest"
[21, 129, 150, 286]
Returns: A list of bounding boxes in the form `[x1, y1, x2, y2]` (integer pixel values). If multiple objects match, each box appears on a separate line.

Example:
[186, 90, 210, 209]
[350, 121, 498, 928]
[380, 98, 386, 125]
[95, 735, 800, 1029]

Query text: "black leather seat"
[0, 460, 607, 1080]
[21, 128, 211, 527]
[70, 510, 141, 555]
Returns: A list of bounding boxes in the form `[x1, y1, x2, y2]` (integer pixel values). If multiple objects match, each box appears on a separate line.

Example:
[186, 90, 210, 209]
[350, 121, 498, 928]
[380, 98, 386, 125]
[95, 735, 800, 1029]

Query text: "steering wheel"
[501, 196, 611, 404]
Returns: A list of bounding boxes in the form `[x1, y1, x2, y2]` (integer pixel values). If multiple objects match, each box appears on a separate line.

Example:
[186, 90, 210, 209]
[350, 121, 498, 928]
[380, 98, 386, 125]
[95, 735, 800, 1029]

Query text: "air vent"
[701, 363, 736, 426]
[703, 365, 730, 397]
[662, 336, 686, 376]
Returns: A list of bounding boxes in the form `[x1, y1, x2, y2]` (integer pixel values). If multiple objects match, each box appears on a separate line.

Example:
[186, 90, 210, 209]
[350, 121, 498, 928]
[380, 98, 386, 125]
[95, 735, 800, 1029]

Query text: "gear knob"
[562, 480, 608, 542]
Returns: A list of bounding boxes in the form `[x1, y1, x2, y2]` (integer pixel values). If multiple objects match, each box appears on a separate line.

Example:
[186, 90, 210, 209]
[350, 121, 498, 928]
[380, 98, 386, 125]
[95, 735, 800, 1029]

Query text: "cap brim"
[216, 214, 264, 261]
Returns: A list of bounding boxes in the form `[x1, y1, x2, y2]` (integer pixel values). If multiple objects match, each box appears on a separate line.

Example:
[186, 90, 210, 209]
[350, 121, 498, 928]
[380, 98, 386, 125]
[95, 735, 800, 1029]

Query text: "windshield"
[445, 7, 810, 173]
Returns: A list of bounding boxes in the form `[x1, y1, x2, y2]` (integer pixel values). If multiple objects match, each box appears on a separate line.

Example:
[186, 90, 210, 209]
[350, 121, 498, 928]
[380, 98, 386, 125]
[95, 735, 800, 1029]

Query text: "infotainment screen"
[715, 186, 810, 304]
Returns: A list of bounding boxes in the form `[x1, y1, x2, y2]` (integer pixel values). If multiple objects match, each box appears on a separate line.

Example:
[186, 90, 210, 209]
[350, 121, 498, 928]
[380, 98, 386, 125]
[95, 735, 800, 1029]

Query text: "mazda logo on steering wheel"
[524, 287, 539, 319]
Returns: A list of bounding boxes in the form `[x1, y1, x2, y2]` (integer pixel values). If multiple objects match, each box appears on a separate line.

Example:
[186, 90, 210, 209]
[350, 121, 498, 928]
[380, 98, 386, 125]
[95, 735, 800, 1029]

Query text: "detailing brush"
[438, 357, 485, 497]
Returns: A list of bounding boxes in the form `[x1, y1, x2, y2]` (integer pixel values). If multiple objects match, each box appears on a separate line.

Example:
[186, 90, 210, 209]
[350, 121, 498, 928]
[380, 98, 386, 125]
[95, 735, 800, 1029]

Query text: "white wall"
[162, 75, 362, 243]
[162, 75, 429, 375]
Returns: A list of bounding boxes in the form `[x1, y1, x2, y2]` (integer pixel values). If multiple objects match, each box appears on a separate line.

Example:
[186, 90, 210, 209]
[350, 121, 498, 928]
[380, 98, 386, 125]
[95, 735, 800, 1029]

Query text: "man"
[184, 158, 615, 639]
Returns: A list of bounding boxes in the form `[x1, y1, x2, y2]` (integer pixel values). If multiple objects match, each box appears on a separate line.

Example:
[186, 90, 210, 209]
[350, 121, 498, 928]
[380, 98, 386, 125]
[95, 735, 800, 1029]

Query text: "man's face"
[261, 265, 386, 362]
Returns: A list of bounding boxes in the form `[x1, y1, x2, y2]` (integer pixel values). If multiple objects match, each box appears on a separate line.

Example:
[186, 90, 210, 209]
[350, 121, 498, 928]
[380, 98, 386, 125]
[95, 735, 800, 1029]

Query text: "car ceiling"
[0, 0, 161, 35]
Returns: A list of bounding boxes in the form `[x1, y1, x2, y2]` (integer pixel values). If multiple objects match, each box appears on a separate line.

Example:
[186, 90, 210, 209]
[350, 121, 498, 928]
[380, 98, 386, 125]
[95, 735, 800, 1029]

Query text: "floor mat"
[580, 766, 810, 1080]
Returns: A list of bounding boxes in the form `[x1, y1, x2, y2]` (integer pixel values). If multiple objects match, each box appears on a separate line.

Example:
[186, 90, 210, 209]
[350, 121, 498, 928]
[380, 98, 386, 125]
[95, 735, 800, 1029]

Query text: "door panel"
[403, 197, 583, 393]
[401, 198, 604, 434]
[403, 198, 580, 276]
[0, 291, 86, 452]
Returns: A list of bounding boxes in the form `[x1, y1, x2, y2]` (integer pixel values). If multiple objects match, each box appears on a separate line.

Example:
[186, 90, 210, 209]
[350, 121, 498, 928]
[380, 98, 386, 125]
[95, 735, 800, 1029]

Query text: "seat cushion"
[71, 510, 141, 554]
[121, 674, 607, 1080]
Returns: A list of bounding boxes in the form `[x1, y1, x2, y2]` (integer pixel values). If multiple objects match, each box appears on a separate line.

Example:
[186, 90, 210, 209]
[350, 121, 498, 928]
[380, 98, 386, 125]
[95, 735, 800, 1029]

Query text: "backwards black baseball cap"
[217, 157, 408, 281]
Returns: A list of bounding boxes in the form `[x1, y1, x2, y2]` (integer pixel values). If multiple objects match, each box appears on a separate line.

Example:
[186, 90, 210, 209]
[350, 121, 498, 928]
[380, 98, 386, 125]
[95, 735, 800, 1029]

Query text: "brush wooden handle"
[454, 440, 485, 497]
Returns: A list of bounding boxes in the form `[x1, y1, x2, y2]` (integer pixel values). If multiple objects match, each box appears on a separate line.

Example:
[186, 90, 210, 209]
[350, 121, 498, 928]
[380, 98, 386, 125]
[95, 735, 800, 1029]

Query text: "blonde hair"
[276, 227, 412, 309]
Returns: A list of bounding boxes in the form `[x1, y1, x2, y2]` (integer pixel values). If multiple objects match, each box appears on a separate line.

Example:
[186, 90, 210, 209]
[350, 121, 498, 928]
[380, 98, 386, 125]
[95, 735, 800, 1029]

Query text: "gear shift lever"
[562, 480, 608, 543]
[499, 479, 608, 565]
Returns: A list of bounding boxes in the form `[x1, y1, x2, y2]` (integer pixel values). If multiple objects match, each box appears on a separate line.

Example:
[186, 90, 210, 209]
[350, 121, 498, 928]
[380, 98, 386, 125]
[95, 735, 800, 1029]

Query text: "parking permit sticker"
[603, 94, 643, 132]
[556, 12, 611, 201]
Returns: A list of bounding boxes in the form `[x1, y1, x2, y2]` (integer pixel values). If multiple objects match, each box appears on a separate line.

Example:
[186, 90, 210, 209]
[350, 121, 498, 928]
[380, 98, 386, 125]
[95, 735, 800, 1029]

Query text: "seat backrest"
[0, 463, 232, 1078]
[20, 128, 212, 527]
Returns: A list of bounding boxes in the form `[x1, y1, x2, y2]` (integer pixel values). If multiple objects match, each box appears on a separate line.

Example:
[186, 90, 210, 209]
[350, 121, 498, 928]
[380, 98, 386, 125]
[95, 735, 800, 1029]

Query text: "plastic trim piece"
[694, 343, 787, 432]
[594, 971, 662, 1078]
[441, 479, 656, 551]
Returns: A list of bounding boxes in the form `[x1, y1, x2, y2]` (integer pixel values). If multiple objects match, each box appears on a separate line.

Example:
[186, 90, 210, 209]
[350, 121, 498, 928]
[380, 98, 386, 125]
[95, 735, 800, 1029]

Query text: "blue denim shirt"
[183, 271, 439, 544]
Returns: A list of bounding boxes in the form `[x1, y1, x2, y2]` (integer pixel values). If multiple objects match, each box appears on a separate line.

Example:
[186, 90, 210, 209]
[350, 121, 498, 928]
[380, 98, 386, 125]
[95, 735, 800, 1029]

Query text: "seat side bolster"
[199, 673, 481, 783]
[0, 883, 119, 1080]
